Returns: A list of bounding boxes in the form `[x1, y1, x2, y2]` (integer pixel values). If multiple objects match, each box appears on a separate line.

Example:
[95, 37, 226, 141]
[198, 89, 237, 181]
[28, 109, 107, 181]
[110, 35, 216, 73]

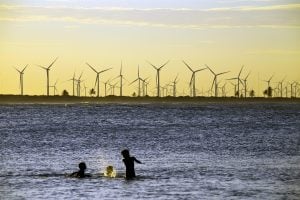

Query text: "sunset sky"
[1, 0, 300, 96]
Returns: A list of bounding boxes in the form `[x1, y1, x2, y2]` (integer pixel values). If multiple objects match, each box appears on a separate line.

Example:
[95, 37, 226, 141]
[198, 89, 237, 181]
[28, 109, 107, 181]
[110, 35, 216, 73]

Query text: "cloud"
[1, 3, 300, 12]
[1, 3, 300, 30]
[246, 49, 300, 55]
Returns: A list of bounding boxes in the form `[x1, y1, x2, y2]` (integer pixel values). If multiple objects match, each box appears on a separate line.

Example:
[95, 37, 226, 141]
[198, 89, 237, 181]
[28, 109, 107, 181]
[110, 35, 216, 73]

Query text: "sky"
[0, 0, 300, 96]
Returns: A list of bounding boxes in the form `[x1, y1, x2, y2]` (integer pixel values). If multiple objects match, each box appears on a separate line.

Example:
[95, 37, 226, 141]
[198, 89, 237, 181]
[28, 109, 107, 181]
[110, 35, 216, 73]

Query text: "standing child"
[121, 149, 142, 179]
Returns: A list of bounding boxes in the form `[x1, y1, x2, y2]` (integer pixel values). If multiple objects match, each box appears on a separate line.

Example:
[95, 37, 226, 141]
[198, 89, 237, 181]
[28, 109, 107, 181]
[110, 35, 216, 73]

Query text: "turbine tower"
[113, 61, 125, 96]
[182, 61, 206, 97]
[14, 64, 28, 95]
[68, 72, 77, 96]
[102, 79, 111, 97]
[37, 57, 58, 96]
[242, 72, 251, 98]
[227, 66, 244, 98]
[129, 66, 143, 97]
[206, 65, 230, 97]
[278, 77, 286, 98]
[171, 74, 179, 97]
[86, 63, 112, 97]
[147, 60, 169, 97]
[50, 79, 58, 96]
[76, 72, 83, 97]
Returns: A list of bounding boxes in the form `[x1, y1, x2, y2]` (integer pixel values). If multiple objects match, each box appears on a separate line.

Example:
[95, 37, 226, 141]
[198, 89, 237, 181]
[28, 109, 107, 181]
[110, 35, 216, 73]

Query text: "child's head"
[79, 162, 87, 171]
[121, 149, 130, 158]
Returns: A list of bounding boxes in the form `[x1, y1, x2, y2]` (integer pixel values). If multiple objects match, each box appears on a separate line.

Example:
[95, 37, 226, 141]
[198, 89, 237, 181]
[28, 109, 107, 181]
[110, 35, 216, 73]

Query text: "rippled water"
[1, 102, 300, 199]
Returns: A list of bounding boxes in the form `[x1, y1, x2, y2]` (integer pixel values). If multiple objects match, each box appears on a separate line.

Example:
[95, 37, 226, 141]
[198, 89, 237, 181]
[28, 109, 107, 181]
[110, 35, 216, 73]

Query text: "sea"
[0, 102, 300, 200]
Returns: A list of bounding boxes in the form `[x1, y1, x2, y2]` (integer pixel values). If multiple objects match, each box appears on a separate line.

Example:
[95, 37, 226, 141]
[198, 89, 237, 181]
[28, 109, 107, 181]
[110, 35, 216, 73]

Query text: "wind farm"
[1, 58, 299, 104]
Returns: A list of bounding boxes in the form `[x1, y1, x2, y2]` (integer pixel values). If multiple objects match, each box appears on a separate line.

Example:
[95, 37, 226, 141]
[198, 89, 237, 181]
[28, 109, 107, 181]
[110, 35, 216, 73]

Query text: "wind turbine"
[278, 77, 286, 98]
[83, 83, 88, 97]
[68, 72, 77, 96]
[14, 64, 28, 95]
[76, 72, 83, 97]
[171, 74, 179, 97]
[182, 61, 206, 97]
[86, 63, 112, 97]
[108, 82, 118, 96]
[129, 66, 143, 97]
[50, 79, 58, 96]
[263, 75, 274, 90]
[227, 66, 244, 98]
[37, 57, 58, 96]
[230, 82, 237, 97]
[112, 61, 126, 97]
[141, 77, 149, 97]
[147, 60, 169, 97]
[206, 65, 230, 97]
[242, 72, 251, 98]
[102, 78, 111, 97]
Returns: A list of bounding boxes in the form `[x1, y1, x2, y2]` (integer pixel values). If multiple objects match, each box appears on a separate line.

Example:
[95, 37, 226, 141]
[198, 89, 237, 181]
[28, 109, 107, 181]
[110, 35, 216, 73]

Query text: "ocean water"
[0, 102, 300, 200]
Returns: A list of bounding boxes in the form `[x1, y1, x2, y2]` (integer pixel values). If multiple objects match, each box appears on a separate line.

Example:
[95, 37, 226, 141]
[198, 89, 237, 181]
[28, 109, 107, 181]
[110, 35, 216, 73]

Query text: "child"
[70, 162, 89, 178]
[121, 149, 142, 179]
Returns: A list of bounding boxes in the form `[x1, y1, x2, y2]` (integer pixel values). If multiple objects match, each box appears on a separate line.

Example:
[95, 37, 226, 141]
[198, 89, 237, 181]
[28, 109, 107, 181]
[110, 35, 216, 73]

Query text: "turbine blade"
[86, 63, 98, 73]
[120, 61, 122, 75]
[21, 64, 28, 73]
[99, 67, 112, 74]
[175, 74, 179, 82]
[146, 60, 158, 70]
[78, 71, 83, 80]
[245, 71, 251, 80]
[94, 76, 98, 89]
[182, 60, 194, 72]
[195, 68, 206, 73]
[37, 65, 48, 70]
[129, 78, 139, 85]
[217, 71, 230, 76]
[205, 64, 216, 75]
[159, 60, 170, 69]
[227, 78, 237, 80]
[48, 57, 58, 69]
[238, 65, 244, 77]
[14, 67, 21, 73]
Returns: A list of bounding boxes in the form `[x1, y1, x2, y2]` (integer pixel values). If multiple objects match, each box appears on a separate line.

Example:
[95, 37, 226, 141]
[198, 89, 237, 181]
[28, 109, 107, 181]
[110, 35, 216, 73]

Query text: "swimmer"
[69, 162, 91, 178]
[121, 149, 142, 179]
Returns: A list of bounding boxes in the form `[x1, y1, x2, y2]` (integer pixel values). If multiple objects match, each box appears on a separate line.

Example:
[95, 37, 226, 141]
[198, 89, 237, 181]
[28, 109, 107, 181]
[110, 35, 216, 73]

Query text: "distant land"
[0, 95, 299, 104]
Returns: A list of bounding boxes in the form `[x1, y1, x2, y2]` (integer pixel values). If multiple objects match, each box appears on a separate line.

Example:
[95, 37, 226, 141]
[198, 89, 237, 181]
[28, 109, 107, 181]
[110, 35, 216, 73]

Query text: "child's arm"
[133, 157, 142, 164]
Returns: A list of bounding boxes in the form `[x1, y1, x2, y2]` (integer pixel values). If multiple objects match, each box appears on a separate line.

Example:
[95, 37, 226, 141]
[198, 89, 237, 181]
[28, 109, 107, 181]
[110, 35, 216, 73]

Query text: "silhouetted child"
[70, 162, 89, 178]
[121, 149, 142, 179]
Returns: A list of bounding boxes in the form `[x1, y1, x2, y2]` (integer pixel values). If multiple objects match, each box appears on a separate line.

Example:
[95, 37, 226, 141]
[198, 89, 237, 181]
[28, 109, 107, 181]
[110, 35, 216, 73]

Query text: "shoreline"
[0, 95, 299, 104]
